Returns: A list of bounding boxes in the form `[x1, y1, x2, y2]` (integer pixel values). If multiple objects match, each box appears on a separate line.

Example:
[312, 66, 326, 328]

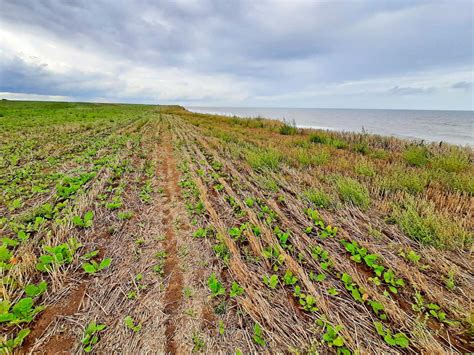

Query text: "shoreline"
[186, 107, 474, 148]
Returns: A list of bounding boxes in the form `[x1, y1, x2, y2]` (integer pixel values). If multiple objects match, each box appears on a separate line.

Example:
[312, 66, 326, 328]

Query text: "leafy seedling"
[0, 298, 45, 325]
[208, 273, 225, 297]
[230, 282, 244, 297]
[72, 211, 94, 228]
[253, 323, 266, 346]
[374, 321, 409, 348]
[263, 274, 279, 289]
[82, 257, 112, 275]
[82, 320, 106, 353]
[0, 328, 30, 352]
[24, 281, 47, 297]
[124, 316, 141, 332]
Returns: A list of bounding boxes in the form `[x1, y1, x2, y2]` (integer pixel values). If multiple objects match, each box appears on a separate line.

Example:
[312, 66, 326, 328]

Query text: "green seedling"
[72, 211, 94, 228]
[0, 298, 45, 325]
[82, 257, 112, 275]
[309, 271, 326, 282]
[0, 328, 30, 352]
[82, 320, 106, 353]
[245, 197, 255, 207]
[24, 280, 47, 297]
[218, 320, 225, 335]
[368, 300, 387, 320]
[208, 273, 225, 297]
[374, 321, 409, 348]
[192, 332, 205, 352]
[253, 323, 266, 346]
[275, 227, 292, 250]
[117, 211, 134, 220]
[341, 273, 364, 303]
[81, 250, 99, 261]
[263, 274, 279, 289]
[36, 238, 81, 272]
[193, 227, 208, 238]
[229, 224, 247, 242]
[283, 270, 298, 285]
[230, 282, 244, 297]
[261, 245, 284, 271]
[124, 316, 141, 332]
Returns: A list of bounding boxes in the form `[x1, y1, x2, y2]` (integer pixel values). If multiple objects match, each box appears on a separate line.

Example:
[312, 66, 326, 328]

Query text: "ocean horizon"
[187, 106, 473, 147]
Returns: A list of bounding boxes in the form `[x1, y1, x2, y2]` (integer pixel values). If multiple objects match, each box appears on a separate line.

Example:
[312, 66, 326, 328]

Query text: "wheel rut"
[161, 132, 184, 354]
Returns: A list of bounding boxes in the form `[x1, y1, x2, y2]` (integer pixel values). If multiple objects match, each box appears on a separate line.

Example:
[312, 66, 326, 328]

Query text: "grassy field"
[0, 100, 472, 353]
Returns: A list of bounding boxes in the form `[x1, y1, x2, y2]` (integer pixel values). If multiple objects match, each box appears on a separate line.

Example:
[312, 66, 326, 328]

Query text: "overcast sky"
[0, 0, 472, 109]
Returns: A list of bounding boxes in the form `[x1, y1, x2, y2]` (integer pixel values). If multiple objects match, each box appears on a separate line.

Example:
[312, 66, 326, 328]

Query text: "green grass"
[430, 148, 469, 173]
[403, 146, 429, 167]
[279, 119, 298, 135]
[302, 188, 333, 209]
[334, 176, 370, 209]
[246, 148, 281, 171]
[391, 198, 470, 250]
[354, 160, 376, 177]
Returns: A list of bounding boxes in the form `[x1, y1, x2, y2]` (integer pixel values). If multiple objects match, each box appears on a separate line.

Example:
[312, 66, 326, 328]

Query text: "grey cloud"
[452, 81, 473, 91]
[388, 86, 435, 96]
[0, 0, 472, 107]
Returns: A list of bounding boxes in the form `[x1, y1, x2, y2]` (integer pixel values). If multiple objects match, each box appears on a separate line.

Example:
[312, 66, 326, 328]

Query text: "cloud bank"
[0, 0, 472, 109]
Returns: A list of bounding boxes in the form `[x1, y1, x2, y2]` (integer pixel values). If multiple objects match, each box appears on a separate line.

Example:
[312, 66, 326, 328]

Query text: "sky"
[0, 0, 473, 110]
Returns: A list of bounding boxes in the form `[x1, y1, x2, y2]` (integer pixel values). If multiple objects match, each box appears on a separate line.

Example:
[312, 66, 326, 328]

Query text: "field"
[0, 100, 472, 354]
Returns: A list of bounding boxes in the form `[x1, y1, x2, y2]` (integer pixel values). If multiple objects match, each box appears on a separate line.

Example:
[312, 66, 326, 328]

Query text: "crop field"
[0, 100, 472, 354]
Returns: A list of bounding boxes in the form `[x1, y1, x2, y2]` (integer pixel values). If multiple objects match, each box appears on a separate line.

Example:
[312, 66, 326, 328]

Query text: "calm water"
[187, 107, 473, 147]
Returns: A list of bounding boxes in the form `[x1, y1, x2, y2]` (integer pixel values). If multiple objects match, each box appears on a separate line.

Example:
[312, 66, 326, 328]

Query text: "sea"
[186, 107, 473, 147]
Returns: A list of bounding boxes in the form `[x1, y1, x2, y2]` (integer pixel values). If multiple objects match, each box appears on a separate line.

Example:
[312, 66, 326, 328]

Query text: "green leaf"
[83, 263, 97, 274]
[0, 245, 12, 262]
[24, 281, 48, 297]
[333, 336, 344, 347]
[98, 257, 112, 271]
[374, 321, 386, 336]
[394, 333, 410, 348]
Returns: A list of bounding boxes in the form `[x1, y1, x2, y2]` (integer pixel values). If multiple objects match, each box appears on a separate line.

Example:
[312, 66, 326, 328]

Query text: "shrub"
[302, 188, 332, 209]
[279, 119, 297, 135]
[431, 148, 469, 173]
[403, 146, 428, 167]
[309, 132, 347, 149]
[335, 177, 370, 209]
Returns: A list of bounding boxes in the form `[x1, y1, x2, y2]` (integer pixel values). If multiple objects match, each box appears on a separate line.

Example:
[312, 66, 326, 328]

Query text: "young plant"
[82, 320, 106, 353]
[124, 316, 141, 332]
[252, 323, 266, 346]
[230, 282, 244, 297]
[0, 328, 30, 352]
[0, 298, 45, 325]
[207, 273, 225, 297]
[82, 257, 112, 275]
[72, 211, 94, 228]
[24, 280, 47, 297]
[374, 321, 409, 348]
[263, 274, 279, 289]
[36, 238, 81, 272]
[283, 270, 298, 286]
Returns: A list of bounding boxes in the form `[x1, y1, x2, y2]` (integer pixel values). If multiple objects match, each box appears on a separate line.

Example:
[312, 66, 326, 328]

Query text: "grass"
[246, 148, 281, 171]
[391, 198, 470, 250]
[334, 176, 371, 209]
[403, 146, 429, 167]
[302, 188, 333, 209]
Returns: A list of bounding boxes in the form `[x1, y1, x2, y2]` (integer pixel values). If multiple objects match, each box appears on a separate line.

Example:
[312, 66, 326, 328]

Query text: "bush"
[309, 132, 347, 149]
[302, 188, 332, 209]
[403, 146, 428, 167]
[335, 177, 370, 209]
[430, 148, 469, 173]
